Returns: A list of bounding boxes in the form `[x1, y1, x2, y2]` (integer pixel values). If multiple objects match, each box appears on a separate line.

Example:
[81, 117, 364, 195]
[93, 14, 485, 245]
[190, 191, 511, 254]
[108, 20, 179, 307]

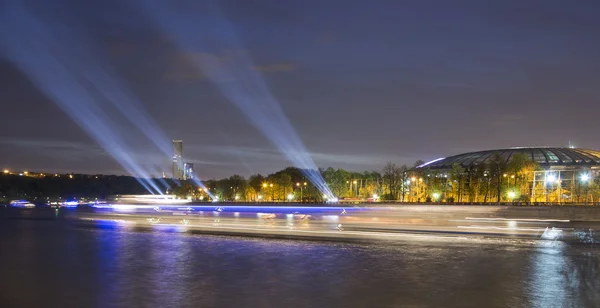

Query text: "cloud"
[252, 63, 296, 72]
[164, 50, 296, 81]
[162, 52, 207, 81]
[0, 138, 107, 161]
[193, 145, 393, 168]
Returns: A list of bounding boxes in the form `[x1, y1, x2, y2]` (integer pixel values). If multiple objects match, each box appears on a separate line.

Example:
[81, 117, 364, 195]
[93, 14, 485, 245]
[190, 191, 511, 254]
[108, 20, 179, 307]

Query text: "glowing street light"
[23, 171, 28, 175]
[580, 174, 590, 182]
[287, 194, 294, 201]
[258, 195, 263, 200]
[3, 169, 8, 174]
[545, 174, 557, 183]
[234, 195, 239, 200]
[432, 192, 440, 201]
[508, 191, 516, 200]
[263, 183, 268, 188]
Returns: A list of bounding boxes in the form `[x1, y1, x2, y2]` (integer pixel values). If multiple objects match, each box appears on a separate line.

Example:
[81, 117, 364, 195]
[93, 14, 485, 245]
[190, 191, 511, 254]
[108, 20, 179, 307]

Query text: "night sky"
[1, 0, 600, 179]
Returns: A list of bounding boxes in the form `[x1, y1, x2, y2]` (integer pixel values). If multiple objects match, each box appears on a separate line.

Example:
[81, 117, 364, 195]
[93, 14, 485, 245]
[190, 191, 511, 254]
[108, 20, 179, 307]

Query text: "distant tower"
[184, 162, 195, 180]
[172, 140, 184, 180]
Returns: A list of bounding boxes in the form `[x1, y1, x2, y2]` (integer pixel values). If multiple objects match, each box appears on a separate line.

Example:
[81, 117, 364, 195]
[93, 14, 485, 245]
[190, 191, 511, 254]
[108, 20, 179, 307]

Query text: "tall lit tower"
[184, 162, 195, 180]
[172, 140, 184, 180]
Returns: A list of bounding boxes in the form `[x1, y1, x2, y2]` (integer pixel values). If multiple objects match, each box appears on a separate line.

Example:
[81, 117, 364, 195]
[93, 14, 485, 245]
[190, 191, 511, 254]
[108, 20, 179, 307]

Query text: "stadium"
[412, 147, 600, 204]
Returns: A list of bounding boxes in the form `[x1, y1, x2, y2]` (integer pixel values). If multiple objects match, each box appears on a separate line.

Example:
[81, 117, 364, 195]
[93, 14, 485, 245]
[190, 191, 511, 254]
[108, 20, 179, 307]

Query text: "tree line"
[2, 154, 599, 205]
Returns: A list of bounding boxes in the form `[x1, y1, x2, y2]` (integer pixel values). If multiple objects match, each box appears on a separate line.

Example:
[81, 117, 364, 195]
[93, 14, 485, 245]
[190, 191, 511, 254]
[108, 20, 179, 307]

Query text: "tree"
[449, 164, 465, 202]
[248, 174, 265, 200]
[382, 162, 407, 200]
[488, 153, 508, 203]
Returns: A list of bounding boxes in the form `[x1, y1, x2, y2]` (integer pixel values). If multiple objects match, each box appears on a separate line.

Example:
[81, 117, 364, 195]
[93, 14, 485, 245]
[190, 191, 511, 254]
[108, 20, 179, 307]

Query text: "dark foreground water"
[0, 220, 599, 308]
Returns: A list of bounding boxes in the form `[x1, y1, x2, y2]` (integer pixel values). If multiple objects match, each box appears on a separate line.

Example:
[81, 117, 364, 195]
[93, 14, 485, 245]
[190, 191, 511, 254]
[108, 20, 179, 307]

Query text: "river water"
[0, 220, 598, 308]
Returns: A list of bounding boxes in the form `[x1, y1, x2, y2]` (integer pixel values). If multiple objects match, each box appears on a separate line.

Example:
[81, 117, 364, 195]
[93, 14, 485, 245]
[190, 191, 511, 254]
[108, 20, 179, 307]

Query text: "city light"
[432, 192, 440, 200]
[23, 171, 28, 175]
[258, 195, 263, 200]
[3, 169, 8, 174]
[287, 194, 294, 201]
[235, 195, 239, 200]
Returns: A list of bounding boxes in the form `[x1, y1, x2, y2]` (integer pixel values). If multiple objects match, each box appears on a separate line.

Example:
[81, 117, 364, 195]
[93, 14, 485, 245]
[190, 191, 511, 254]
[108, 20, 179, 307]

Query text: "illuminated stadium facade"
[418, 147, 600, 170]
[413, 147, 600, 204]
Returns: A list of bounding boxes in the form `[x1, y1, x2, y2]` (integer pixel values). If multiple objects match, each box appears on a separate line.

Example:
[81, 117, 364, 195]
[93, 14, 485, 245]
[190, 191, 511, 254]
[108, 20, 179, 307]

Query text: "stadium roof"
[417, 147, 600, 170]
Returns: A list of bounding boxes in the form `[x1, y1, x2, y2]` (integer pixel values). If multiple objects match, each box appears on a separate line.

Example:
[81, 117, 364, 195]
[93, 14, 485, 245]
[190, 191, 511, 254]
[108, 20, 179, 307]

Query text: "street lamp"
[296, 182, 307, 202]
[580, 173, 591, 205]
[432, 192, 440, 201]
[287, 194, 294, 202]
[580, 174, 590, 182]
[545, 174, 556, 183]
[507, 190, 517, 204]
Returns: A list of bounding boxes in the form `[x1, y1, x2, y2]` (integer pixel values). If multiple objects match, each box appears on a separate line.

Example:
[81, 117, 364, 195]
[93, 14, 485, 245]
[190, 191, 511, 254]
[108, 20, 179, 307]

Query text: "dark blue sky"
[1, 0, 600, 178]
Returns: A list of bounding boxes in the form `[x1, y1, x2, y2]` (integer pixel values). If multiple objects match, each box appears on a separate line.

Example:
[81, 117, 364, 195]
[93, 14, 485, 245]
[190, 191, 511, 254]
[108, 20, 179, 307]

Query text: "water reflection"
[529, 241, 599, 307]
[0, 221, 598, 308]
